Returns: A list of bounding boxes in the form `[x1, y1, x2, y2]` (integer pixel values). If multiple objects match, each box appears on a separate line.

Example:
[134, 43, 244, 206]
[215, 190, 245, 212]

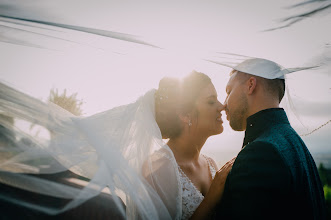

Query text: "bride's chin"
[215, 126, 224, 135]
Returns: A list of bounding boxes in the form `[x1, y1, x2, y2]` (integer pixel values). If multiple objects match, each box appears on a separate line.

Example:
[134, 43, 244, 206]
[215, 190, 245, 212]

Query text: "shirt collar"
[243, 108, 289, 147]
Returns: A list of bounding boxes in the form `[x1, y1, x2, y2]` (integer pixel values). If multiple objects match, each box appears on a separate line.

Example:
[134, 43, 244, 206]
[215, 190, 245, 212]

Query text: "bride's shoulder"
[146, 145, 175, 162]
[202, 154, 218, 170]
[142, 147, 178, 178]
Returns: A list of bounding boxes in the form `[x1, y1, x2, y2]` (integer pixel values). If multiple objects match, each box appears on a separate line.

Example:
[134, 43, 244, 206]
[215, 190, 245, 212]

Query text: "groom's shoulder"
[229, 141, 291, 189]
[239, 136, 305, 176]
[250, 122, 307, 158]
[245, 134, 300, 160]
[262, 121, 305, 148]
[240, 140, 285, 163]
[237, 140, 292, 175]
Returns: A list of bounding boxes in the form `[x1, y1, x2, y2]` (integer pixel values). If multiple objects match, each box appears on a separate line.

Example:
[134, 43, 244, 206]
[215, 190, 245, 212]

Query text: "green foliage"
[319, 163, 328, 186]
[325, 185, 331, 201]
[324, 185, 331, 219]
[319, 163, 331, 219]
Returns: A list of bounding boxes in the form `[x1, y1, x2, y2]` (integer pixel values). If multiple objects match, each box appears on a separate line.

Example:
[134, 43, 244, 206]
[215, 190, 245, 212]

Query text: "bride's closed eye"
[208, 100, 216, 105]
[207, 95, 218, 105]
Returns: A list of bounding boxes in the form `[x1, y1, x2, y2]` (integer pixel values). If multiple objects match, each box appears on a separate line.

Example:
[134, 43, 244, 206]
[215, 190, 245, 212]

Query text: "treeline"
[318, 163, 331, 218]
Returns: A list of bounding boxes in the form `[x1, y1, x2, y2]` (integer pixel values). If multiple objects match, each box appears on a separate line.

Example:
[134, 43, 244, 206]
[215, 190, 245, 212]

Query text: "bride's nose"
[217, 102, 225, 111]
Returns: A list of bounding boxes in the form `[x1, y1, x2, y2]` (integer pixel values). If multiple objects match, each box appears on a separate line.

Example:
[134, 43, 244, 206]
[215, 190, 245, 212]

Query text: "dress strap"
[202, 155, 217, 179]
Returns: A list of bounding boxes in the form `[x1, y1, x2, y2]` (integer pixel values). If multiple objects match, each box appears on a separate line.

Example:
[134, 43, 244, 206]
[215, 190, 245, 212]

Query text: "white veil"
[0, 81, 183, 219]
[0, 6, 209, 218]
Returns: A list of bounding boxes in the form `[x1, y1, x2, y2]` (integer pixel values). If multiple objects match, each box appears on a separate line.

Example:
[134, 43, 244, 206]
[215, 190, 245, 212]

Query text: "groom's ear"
[246, 76, 257, 95]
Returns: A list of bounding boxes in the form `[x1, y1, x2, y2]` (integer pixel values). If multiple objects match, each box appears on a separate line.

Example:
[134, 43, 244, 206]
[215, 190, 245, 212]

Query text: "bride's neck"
[167, 135, 207, 162]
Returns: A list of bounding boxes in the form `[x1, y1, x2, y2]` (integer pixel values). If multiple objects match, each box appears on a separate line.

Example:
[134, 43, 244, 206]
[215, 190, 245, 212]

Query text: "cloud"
[302, 123, 331, 153]
[290, 98, 331, 117]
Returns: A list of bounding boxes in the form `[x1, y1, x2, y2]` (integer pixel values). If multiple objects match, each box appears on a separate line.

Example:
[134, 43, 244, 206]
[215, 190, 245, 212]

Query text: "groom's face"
[224, 71, 249, 131]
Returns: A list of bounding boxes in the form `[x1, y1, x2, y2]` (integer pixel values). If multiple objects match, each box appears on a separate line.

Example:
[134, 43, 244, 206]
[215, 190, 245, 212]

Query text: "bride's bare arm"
[189, 157, 235, 220]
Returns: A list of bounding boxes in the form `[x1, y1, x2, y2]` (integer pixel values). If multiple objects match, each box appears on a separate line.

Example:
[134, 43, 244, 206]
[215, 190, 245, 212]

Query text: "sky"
[0, 0, 330, 165]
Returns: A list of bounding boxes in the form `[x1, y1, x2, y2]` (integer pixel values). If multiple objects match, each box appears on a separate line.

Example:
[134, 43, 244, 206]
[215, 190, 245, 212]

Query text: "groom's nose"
[223, 102, 228, 111]
[224, 96, 228, 106]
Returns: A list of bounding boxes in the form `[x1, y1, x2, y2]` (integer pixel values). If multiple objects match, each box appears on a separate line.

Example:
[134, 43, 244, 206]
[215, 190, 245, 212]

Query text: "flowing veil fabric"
[0, 4, 209, 218]
[0, 81, 183, 219]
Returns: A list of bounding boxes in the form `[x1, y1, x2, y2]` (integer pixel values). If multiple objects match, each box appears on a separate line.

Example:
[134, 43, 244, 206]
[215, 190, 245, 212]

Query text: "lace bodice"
[178, 155, 216, 220]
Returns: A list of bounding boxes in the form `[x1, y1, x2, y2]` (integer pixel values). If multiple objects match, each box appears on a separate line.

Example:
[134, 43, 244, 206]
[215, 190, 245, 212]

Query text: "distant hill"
[312, 153, 331, 169]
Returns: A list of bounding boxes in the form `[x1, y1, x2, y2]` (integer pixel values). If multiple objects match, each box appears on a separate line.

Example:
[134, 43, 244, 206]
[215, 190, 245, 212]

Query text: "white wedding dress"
[179, 155, 216, 220]
[145, 145, 217, 220]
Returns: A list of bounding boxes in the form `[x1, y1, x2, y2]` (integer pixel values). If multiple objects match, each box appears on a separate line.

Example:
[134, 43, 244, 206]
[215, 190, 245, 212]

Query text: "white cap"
[233, 58, 314, 79]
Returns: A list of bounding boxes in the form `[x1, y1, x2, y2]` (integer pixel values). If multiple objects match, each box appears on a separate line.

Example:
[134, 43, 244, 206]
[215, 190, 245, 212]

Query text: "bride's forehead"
[199, 83, 217, 97]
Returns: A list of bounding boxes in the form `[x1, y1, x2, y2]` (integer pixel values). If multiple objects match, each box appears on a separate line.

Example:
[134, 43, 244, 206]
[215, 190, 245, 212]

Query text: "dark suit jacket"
[214, 108, 326, 220]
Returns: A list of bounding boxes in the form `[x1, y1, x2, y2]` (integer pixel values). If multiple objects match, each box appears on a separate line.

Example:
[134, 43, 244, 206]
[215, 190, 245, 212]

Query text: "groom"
[214, 58, 326, 219]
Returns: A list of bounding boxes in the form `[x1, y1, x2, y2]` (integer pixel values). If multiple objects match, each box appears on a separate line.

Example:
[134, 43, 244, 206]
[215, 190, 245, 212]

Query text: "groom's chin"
[231, 126, 245, 132]
[229, 122, 245, 131]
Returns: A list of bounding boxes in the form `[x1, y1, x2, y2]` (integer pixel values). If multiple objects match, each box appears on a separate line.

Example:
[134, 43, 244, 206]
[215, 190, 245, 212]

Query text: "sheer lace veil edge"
[0, 81, 180, 219]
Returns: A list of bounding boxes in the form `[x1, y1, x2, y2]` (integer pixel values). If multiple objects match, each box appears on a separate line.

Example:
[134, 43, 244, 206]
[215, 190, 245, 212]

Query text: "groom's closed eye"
[224, 93, 229, 104]
[225, 85, 231, 95]
[224, 86, 232, 103]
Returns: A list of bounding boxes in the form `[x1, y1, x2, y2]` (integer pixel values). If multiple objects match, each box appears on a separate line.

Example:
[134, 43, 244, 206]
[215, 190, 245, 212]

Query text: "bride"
[144, 71, 234, 219]
[0, 70, 233, 219]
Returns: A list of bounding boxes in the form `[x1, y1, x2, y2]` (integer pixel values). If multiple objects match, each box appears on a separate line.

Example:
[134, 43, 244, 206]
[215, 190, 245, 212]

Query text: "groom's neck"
[246, 97, 280, 122]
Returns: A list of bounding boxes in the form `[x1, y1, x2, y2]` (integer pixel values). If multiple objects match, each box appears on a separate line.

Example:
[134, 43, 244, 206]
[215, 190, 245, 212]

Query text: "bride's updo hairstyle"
[155, 71, 212, 139]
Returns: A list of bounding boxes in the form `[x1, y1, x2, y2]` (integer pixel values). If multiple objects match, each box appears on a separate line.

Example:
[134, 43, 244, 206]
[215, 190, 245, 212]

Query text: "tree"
[48, 88, 84, 116]
[318, 162, 328, 186]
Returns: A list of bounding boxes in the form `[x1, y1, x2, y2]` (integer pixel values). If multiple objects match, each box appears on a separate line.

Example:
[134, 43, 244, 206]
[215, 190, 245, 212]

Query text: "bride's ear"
[179, 114, 190, 124]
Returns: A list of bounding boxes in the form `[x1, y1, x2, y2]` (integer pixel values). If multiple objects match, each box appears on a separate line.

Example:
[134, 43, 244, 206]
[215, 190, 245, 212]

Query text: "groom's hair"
[231, 70, 286, 103]
[266, 78, 285, 103]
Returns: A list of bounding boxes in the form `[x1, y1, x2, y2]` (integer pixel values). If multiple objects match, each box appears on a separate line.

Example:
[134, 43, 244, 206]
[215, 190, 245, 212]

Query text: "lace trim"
[177, 165, 204, 197]
[154, 147, 217, 220]
[178, 155, 216, 220]
[203, 155, 217, 179]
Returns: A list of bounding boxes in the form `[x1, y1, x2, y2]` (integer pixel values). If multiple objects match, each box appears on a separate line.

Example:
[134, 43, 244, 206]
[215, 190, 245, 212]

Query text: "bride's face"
[192, 83, 224, 137]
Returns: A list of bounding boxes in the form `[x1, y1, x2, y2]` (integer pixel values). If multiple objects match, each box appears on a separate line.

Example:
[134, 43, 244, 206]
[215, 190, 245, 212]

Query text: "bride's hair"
[155, 71, 211, 139]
